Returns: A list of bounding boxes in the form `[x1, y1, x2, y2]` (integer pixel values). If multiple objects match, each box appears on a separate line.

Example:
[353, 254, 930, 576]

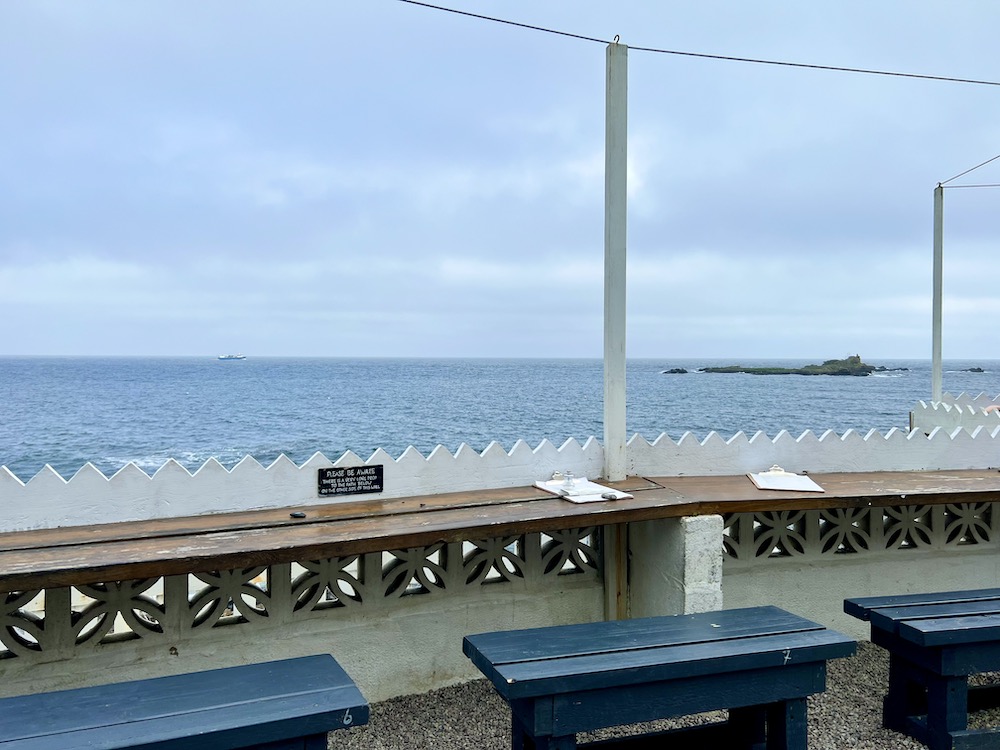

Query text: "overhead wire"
[627, 45, 1000, 87]
[395, 0, 606, 44]
[398, 0, 1000, 190]
[396, 0, 1000, 88]
[941, 154, 1000, 186]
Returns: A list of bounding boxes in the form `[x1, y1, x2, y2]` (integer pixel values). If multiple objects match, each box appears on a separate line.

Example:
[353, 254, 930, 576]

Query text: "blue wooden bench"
[0, 654, 368, 749]
[463, 605, 855, 750]
[845, 588, 1000, 750]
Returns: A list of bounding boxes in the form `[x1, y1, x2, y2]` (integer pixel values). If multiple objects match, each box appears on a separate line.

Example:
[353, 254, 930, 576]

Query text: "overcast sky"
[3, 2, 999, 359]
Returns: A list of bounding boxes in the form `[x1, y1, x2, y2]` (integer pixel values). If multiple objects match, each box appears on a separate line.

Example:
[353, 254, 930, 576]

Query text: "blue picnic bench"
[463, 605, 855, 750]
[0, 654, 368, 749]
[845, 588, 1000, 750]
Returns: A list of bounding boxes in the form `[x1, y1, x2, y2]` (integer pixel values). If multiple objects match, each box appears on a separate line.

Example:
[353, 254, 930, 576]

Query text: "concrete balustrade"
[5, 418, 1000, 533]
[2, 403, 999, 702]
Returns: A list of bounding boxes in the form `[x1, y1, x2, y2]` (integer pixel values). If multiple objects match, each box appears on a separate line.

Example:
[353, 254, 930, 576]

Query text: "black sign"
[318, 465, 384, 496]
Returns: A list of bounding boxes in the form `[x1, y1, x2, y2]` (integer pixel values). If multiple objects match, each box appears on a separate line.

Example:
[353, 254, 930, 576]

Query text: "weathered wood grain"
[3, 470, 1000, 592]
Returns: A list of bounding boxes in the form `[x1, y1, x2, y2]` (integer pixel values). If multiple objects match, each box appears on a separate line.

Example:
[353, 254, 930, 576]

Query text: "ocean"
[2, 356, 998, 482]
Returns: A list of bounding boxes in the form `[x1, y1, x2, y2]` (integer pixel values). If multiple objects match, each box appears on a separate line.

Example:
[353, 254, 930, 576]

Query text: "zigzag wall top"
[911, 392, 1000, 434]
[2, 427, 1000, 532]
[940, 392, 1000, 407]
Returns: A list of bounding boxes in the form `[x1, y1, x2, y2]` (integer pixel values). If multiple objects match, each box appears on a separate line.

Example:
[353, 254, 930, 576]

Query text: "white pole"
[932, 184, 944, 402]
[604, 41, 627, 482]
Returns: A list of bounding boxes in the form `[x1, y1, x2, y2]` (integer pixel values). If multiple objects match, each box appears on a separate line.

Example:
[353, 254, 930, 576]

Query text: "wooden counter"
[2, 469, 999, 592]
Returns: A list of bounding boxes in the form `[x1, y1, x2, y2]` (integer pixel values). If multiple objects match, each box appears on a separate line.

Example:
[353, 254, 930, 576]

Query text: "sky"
[2, 2, 999, 359]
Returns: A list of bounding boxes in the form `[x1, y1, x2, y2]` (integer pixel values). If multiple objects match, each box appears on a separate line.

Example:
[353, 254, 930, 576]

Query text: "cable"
[628, 45, 1000, 87]
[395, 0, 607, 44]
[941, 154, 1000, 185]
[396, 0, 1000, 88]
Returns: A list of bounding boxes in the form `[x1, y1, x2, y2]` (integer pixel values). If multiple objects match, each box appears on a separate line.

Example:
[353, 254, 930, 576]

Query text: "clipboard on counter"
[748, 466, 824, 492]
[534, 476, 633, 503]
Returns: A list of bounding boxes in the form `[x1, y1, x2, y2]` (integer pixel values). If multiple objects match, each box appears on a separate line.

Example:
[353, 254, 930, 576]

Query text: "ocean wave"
[3, 356, 1000, 479]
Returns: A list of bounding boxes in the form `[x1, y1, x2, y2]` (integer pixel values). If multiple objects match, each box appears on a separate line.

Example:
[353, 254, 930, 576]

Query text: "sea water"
[1, 356, 998, 481]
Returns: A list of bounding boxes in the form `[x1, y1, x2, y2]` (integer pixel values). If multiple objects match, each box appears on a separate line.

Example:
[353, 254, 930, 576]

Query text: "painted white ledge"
[5, 425, 1000, 533]
[911, 391, 1000, 435]
[0, 438, 604, 532]
[629, 426, 1000, 476]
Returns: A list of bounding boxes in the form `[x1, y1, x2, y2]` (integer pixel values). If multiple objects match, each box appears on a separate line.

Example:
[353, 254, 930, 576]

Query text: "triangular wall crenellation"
[3, 428, 1000, 533]
[910, 394, 1000, 435]
[628, 426, 1000, 476]
[0, 440, 603, 532]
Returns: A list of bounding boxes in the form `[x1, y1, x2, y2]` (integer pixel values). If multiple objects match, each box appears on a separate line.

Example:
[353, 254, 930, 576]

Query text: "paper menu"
[747, 466, 824, 492]
[534, 477, 633, 503]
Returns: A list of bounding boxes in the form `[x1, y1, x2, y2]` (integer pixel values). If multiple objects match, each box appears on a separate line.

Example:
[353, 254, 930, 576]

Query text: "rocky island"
[698, 355, 891, 376]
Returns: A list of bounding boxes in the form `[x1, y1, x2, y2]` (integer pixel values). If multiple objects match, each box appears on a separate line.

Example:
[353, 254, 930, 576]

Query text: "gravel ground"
[330, 641, 980, 749]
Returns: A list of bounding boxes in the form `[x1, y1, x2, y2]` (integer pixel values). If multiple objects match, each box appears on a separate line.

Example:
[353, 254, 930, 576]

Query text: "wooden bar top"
[2, 469, 1000, 592]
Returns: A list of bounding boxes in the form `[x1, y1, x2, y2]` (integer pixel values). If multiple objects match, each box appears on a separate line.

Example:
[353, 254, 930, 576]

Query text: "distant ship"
[217, 354, 246, 360]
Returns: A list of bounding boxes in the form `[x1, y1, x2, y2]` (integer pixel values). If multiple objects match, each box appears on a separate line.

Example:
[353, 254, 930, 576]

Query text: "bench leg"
[537, 738, 576, 750]
[512, 714, 576, 750]
[765, 698, 807, 750]
[512, 713, 531, 750]
[883, 654, 928, 733]
[924, 675, 968, 750]
[248, 735, 329, 749]
[728, 705, 767, 749]
[883, 654, 970, 750]
[513, 732, 575, 750]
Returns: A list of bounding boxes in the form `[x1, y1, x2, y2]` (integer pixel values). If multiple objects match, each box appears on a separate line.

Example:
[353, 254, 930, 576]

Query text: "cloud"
[3, 1, 1000, 356]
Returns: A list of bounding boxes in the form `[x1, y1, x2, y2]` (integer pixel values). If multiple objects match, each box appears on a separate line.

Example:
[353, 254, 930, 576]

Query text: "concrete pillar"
[628, 515, 723, 617]
[931, 183, 944, 402]
[603, 41, 628, 483]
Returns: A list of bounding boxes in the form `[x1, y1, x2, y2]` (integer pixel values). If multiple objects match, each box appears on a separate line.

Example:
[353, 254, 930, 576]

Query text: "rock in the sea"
[701, 355, 878, 376]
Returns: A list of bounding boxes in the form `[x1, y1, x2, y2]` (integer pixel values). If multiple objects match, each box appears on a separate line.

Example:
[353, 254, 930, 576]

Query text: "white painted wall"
[629, 425, 1000, 477]
[911, 394, 1000, 436]
[4, 411, 1000, 704]
[724, 546, 1000, 640]
[0, 574, 604, 703]
[6, 426, 1000, 533]
[0, 439, 606, 532]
